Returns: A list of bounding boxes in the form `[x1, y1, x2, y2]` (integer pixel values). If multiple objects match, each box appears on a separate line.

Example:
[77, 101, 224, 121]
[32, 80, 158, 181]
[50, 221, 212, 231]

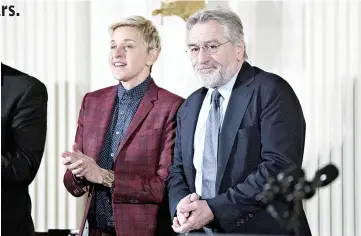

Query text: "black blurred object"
[256, 163, 339, 236]
[48, 229, 71, 236]
[35, 229, 78, 236]
[187, 234, 289, 236]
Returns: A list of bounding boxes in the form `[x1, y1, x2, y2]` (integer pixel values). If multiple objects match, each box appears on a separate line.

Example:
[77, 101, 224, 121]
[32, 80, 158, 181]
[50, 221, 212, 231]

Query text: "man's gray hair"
[186, 8, 248, 60]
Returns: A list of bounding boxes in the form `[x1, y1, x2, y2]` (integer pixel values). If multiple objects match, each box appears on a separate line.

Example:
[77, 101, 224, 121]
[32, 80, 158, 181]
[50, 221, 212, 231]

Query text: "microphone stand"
[265, 197, 301, 236]
[259, 164, 339, 236]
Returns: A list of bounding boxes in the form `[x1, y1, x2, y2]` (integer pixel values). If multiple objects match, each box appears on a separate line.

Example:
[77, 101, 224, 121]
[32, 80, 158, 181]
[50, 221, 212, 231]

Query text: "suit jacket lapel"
[182, 88, 207, 191]
[116, 80, 158, 155]
[94, 86, 118, 162]
[216, 62, 255, 193]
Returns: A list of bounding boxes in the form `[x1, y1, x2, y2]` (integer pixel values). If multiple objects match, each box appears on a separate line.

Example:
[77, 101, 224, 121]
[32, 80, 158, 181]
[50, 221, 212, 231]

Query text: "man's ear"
[236, 41, 245, 61]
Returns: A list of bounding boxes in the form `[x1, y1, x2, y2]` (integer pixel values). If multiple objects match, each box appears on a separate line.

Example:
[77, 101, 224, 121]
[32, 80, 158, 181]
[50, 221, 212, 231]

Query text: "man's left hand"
[172, 200, 214, 233]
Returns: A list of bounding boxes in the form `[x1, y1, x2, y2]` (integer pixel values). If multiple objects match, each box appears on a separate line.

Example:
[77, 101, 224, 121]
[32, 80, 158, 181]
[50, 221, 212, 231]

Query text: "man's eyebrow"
[187, 43, 198, 47]
[203, 40, 221, 44]
[187, 40, 221, 46]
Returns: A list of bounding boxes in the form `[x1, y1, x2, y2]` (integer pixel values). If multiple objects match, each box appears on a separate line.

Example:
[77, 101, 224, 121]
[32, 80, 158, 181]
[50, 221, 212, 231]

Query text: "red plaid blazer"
[63, 80, 184, 236]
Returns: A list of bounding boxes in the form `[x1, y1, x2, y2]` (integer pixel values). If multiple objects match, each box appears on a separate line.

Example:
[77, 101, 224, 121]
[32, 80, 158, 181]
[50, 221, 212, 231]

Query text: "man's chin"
[197, 75, 222, 88]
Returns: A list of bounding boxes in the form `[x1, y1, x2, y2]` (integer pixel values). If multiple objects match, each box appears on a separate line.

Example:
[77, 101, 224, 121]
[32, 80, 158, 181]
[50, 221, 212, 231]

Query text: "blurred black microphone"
[256, 166, 305, 205]
[256, 163, 339, 236]
[292, 164, 339, 200]
[277, 166, 305, 193]
[256, 164, 339, 204]
[312, 163, 339, 187]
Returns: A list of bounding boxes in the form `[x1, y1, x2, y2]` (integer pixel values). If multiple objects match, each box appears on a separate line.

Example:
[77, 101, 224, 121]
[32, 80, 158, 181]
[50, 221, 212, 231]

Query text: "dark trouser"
[89, 228, 116, 236]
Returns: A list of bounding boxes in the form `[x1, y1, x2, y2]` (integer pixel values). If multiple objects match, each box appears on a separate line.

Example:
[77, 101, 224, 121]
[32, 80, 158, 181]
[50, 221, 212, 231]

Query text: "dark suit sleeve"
[113, 98, 184, 204]
[63, 94, 90, 197]
[207, 78, 306, 232]
[1, 81, 48, 187]
[167, 103, 192, 217]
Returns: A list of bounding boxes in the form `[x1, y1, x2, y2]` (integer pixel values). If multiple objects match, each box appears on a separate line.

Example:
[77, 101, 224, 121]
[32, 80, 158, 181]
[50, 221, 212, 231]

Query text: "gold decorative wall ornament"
[152, 0, 205, 21]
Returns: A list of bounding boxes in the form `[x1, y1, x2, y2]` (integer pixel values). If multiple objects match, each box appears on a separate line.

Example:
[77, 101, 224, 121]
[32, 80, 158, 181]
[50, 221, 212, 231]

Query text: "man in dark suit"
[167, 9, 312, 236]
[62, 16, 183, 236]
[1, 63, 48, 236]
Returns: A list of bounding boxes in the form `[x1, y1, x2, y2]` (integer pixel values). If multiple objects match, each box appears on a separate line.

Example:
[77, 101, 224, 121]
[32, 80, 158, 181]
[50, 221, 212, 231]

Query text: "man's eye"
[110, 45, 116, 49]
[208, 45, 218, 49]
[190, 47, 199, 52]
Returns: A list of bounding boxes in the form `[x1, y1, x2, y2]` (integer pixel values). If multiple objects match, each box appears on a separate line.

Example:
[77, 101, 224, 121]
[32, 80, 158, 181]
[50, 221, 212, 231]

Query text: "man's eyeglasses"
[186, 41, 230, 58]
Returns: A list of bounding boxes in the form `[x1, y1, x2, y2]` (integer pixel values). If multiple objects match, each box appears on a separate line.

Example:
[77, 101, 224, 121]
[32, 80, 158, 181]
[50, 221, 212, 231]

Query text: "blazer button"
[236, 221, 241, 227]
[249, 213, 254, 218]
[240, 219, 245, 224]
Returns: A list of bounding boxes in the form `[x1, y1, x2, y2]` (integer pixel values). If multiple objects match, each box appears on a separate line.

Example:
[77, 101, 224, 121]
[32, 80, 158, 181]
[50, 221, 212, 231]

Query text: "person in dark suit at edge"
[167, 9, 312, 236]
[1, 63, 48, 236]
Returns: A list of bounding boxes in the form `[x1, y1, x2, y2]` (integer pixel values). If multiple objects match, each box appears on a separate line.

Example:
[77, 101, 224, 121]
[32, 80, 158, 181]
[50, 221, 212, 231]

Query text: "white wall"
[1, 0, 360, 235]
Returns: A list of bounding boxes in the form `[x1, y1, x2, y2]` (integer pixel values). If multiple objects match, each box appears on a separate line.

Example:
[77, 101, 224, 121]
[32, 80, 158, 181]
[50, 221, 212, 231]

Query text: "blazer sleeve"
[1, 81, 48, 187]
[206, 77, 306, 232]
[63, 93, 90, 197]
[167, 103, 192, 217]
[113, 98, 184, 204]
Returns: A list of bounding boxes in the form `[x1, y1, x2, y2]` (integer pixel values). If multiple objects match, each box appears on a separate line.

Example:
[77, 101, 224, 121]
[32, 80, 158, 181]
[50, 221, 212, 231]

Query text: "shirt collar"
[117, 76, 152, 100]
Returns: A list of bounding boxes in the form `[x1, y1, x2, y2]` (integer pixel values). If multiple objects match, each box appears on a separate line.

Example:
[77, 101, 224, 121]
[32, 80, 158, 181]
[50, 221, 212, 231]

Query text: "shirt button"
[110, 153, 114, 157]
[120, 111, 124, 115]
[116, 131, 120, 135]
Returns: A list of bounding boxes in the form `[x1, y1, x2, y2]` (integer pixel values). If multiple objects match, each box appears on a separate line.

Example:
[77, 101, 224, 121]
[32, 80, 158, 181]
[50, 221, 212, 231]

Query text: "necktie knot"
[211, 89, 222, 108]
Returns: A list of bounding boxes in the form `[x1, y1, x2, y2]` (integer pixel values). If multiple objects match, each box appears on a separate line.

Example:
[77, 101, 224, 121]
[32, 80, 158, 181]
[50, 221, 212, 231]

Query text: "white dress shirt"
[193, 72, 238, 197]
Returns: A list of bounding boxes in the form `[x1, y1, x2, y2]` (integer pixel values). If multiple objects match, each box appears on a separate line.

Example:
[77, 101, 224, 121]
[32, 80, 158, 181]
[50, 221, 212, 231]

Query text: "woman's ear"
[146, 48, 160, 66]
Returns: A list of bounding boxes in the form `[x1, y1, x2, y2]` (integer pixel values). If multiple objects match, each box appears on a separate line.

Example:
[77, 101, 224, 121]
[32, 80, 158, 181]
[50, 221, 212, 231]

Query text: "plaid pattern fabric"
[63, 80, 184, 236]
[88, 78, 151, 231]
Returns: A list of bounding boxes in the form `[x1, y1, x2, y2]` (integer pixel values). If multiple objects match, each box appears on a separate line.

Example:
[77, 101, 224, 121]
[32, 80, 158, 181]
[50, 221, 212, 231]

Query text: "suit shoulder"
[85, 85, 117, 98]
[157, 87, 185, 105]
[182, 87, 204, 105]
[1, 64, 46, 92]
[252, 66, 293, 91]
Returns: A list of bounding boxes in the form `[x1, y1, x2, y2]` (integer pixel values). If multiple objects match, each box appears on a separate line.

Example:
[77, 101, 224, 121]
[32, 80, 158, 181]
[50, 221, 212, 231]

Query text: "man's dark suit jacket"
[168, 62, 312, 236]
[1, 63, 48, 236]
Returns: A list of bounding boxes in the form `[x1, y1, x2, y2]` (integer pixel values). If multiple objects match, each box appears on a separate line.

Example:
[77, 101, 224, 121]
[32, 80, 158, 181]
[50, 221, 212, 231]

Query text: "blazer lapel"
[116, 80, 158, 155]
[216, 62, 255, 193]
[94, 86, 118, 162]
[181, 88, 207, 191]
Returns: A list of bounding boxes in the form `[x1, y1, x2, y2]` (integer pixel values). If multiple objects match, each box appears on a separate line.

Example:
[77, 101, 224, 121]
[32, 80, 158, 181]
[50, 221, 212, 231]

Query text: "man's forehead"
[187, 32, 225, 45]
[187, 22, 226, 43]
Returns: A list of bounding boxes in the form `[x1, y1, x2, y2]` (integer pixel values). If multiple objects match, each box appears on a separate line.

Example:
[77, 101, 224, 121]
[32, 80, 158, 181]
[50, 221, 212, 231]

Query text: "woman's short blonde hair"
[109, 16, 161, 52]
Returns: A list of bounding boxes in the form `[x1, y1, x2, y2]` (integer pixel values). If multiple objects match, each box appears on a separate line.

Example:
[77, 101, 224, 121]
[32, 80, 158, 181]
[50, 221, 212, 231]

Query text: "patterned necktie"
[202, 89, 223, 199]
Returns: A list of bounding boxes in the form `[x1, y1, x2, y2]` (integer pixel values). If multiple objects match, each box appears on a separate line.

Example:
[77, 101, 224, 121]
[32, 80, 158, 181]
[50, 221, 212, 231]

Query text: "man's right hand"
[176, 193, 199, 225]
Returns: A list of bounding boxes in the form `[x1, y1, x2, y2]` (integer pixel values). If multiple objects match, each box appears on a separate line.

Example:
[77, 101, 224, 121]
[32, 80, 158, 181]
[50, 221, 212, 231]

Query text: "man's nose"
[197, 48, 210, 64]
